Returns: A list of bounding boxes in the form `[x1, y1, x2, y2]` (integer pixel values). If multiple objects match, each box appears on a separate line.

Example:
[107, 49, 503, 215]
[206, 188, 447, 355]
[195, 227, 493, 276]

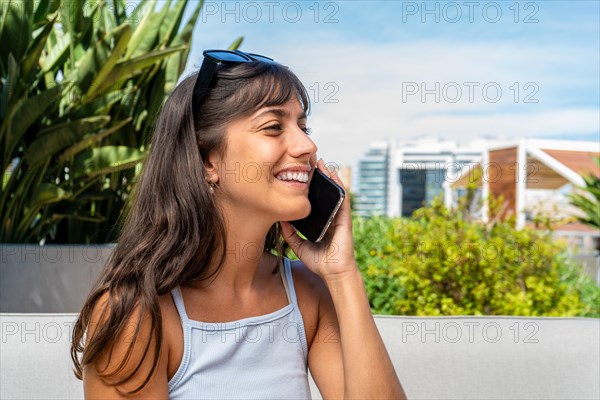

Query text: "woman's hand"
[280, 158, 357, 282]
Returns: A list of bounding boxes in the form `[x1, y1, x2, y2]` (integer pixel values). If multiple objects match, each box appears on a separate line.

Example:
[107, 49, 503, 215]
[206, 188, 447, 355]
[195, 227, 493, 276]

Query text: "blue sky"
[176, 0, 600, 168]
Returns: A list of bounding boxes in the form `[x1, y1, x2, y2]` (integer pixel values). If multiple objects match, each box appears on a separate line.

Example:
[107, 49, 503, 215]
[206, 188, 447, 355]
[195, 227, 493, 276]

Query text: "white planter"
[0, 244, 113, 313]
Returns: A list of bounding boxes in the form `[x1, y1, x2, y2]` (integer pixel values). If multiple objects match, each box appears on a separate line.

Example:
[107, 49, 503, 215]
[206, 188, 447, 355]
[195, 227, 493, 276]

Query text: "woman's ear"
[203, 150, 221, 184]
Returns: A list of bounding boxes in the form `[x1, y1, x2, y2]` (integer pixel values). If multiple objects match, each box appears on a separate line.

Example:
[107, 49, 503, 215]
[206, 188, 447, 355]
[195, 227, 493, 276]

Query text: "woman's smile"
[274, 167, 311, 190]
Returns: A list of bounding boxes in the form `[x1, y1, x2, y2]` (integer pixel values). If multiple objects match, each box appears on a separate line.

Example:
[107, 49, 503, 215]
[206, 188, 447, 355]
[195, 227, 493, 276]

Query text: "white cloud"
[265, 40, 599, 168]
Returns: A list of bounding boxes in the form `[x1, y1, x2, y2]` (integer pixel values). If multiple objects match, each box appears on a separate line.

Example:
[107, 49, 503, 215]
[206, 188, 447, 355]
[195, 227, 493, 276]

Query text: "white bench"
[1, 313, 598, 399]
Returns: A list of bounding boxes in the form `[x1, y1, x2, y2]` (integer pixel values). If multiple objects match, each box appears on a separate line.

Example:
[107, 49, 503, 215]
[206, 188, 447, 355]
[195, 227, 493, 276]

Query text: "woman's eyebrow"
[252, 108, 307, 121]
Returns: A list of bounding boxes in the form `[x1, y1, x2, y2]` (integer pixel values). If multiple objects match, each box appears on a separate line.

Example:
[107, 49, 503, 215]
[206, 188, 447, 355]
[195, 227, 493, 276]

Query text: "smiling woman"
[70, 49, 406, 399]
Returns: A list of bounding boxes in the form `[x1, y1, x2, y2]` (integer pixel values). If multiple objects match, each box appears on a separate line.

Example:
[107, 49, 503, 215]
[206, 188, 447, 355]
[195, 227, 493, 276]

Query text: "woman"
[71, 49, 406, 399]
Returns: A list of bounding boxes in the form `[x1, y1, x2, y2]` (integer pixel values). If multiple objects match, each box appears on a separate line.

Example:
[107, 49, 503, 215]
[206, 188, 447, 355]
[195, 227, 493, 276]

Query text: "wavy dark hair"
[71, 59, 311, 394]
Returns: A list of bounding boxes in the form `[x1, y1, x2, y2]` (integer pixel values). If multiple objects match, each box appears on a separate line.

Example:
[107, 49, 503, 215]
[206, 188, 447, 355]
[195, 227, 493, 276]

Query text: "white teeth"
[276, 171, 308, 183]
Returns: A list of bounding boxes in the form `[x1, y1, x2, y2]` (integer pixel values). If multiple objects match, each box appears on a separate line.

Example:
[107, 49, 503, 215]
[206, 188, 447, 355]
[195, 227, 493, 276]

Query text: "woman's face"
[206, 96, 318, 223]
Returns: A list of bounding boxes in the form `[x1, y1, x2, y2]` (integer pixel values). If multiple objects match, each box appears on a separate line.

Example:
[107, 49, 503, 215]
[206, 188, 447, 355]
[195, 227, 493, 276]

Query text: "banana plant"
[0, 0, 243, 243]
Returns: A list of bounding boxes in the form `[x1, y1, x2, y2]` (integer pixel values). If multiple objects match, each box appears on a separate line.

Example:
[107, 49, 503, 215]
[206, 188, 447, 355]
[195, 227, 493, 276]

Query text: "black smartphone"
[290, 168, 346, 243]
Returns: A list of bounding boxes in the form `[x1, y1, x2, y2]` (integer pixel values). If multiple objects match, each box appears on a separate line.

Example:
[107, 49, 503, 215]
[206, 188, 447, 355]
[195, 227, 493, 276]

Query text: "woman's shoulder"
[83, 291, 170, 396]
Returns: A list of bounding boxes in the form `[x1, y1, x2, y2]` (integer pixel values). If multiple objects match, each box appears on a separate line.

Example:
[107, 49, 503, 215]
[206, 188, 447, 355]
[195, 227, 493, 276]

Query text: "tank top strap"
[282, 257, 309, 361]
[170, 286, 190, 322]
[281, 257, 299, 306]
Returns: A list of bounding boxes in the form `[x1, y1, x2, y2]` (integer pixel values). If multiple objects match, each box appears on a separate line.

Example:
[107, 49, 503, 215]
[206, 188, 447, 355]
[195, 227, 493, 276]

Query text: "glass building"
[354, 142, 389, 216]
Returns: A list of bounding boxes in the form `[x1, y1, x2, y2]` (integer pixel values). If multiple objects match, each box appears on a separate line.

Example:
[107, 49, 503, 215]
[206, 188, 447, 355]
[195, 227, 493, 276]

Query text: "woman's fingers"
[281, 221, 316, 266]
[280, 221, 304, 253]
[317, 159, 351, 221]
[316, 159, 331, 177]
[317, 158, 347, 193]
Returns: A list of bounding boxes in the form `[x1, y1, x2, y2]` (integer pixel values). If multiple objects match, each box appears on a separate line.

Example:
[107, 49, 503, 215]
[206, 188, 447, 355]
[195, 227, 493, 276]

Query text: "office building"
[354, 141, 389, 216]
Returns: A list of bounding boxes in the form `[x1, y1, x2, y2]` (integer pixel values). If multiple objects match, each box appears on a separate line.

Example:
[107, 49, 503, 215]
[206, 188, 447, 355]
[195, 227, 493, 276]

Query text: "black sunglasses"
[191, 49, 275, 116]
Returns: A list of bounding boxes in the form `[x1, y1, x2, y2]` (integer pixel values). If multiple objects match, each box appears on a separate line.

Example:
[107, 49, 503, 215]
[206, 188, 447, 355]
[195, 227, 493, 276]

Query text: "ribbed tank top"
[168, 257, 312, 399]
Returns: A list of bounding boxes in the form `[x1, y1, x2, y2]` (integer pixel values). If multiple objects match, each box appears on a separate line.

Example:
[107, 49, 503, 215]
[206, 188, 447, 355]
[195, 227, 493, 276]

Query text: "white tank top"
[168, 257, 312, 399]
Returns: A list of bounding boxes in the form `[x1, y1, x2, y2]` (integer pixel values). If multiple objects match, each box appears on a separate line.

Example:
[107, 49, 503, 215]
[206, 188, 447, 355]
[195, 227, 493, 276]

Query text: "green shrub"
[353, 196, 600, 317]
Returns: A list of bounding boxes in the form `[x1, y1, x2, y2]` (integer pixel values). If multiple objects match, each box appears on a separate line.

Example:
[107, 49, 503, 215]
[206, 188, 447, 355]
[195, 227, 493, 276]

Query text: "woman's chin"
[284, 202, 311, 221]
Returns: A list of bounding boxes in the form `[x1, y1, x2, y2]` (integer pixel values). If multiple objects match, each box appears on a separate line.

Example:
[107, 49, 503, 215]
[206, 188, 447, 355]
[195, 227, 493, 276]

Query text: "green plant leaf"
[228, 36, 244, 50]
[0, 1, 31, 69]
[95, 45, 186, 93]
[24, 116, 111, 167]
[27, 182, 70, 210]
[22, 14, 56, 82]
[73, 145, 144, 179]
[3, 84, 63, 158]
[40, 30, 70, 72]
[57, 118, 132, 163]
[126, 0, 168, 59]
[86, 24, 132, 99]
[159, 0, 187, 47]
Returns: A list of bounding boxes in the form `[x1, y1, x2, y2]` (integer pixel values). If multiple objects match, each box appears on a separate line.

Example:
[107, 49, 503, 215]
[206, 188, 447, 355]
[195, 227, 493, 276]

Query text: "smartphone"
[290, 168, 346, 243]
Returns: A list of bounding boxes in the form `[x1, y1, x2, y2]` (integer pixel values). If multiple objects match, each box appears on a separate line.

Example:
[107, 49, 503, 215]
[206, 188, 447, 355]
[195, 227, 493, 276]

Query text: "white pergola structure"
[453, 139, 600, 229]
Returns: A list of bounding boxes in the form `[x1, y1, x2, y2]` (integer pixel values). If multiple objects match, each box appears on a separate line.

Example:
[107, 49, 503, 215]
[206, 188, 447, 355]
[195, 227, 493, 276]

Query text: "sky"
[175, 0, 600, 169]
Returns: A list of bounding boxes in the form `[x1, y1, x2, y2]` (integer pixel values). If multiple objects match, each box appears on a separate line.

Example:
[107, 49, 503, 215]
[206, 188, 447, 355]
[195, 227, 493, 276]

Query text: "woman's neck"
[196, 202, 277, 294]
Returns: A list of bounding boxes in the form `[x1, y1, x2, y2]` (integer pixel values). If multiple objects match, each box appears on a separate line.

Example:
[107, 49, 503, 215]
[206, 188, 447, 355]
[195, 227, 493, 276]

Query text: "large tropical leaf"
[27, 182, 70, 211]
[73, 146, 144, 179]
[95, 45, 187, 93]
[3, 84, 63, 157]
[24, 116, 111, 166]
[86, 24, 132, 99]
[57, 118, 132, 163]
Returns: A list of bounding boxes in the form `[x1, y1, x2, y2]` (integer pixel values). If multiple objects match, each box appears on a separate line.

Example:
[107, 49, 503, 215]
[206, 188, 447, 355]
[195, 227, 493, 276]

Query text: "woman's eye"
[263, 124, 311, 136]
[264, 124, 283, 132]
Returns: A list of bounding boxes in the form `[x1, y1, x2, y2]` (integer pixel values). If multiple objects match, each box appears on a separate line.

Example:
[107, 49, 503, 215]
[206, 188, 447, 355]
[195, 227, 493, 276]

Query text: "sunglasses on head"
[191, 49, 275, 116]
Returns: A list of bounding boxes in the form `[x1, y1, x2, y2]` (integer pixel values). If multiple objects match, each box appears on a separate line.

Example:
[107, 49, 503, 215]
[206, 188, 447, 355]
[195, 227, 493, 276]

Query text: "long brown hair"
[71, 59, 311, 394]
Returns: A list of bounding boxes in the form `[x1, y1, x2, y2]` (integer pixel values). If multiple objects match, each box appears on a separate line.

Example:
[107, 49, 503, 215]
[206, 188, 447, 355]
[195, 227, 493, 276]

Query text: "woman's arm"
[324, 268, 405, 399]
[281, 159, 407, 399]
[83, 292, 169, 399]
[296, 259, 405, 399]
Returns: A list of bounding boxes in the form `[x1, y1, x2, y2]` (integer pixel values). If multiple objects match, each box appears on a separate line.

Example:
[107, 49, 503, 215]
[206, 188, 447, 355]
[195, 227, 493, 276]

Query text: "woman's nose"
[289, 126, 318, 158]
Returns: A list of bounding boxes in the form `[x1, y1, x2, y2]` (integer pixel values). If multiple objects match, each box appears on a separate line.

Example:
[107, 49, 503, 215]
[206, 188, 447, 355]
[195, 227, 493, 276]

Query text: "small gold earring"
[205, 175, 215, 194]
